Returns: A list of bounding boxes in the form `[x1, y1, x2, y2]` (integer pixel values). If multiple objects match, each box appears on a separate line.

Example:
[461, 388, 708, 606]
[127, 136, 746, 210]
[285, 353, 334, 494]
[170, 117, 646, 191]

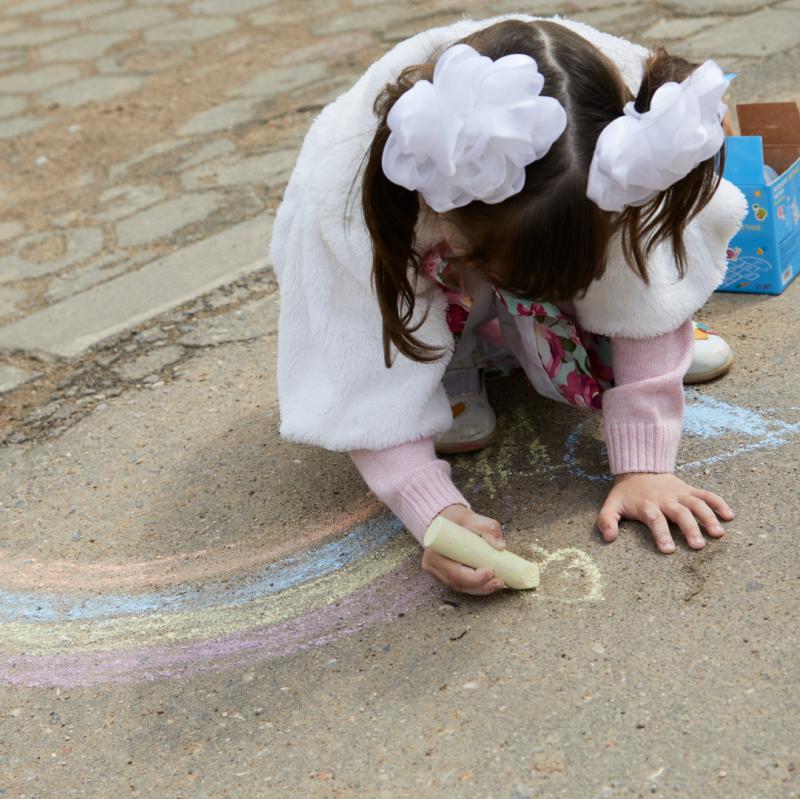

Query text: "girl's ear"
[618, 48, 724, 282]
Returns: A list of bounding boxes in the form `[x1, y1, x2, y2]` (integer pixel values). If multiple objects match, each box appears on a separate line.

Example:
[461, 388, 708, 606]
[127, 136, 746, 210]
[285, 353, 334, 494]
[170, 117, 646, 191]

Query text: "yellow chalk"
[423, 517, 539, 590]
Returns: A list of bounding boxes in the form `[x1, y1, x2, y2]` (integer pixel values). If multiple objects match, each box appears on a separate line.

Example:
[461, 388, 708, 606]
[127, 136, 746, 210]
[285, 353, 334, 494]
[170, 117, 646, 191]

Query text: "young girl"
[270, 14, 747, 595]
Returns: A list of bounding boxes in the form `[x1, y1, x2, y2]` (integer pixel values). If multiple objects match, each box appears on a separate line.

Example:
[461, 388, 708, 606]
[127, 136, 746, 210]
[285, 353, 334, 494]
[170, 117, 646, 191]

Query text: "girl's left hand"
[597, 473, 735, 554]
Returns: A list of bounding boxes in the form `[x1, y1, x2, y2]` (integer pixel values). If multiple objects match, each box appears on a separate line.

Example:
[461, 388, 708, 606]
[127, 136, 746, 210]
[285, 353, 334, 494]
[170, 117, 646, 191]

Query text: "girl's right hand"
[421, 503, 506, 595]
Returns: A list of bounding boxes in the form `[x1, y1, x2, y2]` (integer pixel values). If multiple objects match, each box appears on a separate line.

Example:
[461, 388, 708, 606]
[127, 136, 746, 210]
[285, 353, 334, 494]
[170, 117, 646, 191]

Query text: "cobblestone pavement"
[1, 1, 799, 797]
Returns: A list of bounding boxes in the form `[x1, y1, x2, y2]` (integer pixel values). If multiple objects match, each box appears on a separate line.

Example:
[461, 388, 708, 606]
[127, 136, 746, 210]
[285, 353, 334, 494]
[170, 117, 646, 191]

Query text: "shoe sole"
[683, 355, 733, 385]
[434, 427, 498, 455]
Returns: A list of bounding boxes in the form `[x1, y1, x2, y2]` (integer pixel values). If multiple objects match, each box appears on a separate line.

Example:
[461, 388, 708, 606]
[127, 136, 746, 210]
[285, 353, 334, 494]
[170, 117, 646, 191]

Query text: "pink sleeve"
[349, 438, 470, 545]
[602, 319, 694, 474]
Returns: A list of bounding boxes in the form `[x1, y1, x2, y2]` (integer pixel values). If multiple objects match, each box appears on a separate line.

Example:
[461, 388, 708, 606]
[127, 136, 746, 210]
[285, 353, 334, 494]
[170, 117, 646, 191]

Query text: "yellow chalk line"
[528, 545, 604, 603]
[0, 537, 418, 656]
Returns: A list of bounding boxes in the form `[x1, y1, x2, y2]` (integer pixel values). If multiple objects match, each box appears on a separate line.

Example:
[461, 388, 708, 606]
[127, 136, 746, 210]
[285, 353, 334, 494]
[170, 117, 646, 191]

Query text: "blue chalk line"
[564, 393, 800, 483]
[0, 513, 405, 623]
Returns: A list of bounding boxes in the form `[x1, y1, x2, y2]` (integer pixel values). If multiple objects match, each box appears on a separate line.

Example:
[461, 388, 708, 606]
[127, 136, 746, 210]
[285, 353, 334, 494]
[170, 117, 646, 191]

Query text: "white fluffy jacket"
[269, 14, 747, 452]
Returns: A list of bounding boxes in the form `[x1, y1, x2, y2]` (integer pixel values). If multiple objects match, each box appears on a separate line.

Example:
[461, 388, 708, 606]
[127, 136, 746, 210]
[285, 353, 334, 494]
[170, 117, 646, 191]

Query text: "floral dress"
[422, 242, 615, 412]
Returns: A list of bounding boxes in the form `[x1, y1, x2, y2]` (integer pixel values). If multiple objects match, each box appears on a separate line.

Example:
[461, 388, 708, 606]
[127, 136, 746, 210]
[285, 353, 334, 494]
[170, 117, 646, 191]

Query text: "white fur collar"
[574, 177, 748, 337]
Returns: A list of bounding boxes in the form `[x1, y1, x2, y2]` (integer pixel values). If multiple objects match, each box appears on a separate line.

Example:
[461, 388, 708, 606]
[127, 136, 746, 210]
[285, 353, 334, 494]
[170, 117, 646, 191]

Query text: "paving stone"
[661, 0, 772, 13]
[0, 365, 41, 395]
[0, 287, 27, 318]
[40, 75, 143, 108]
[681, 8, 800, 57]
[0, 215, 272, 359]
[273, 31, 374, 67]
[0, 65, 79, 93]
[0, 50, 26, 73]
[0, 20, 22, 34]
[108, 137, 188, 179]
[190, 0, 278, 13]
[0, 24, 76, 48]
[229, 62, 328, 100]
[115, 192, 224, 247]
[0, 228, 104, 284]
[94, 184, 166, 222]
[143, 16, 237, 44]
[0, 222, 24, 243]
[777, 0, 800, 7]
[178, 99, 259, 136]
[296, 74, 362, 106]
[39, 32, 130, 62]
[642, 16, 722, 40]
[178, 295, 275, 347]
[181, 149, 295, 191]
[571, 5, 658, 32]
[88, 7, 175, 32]
[97, 42, 194, 76]
[114, 344, 185, 381]
[312, 4, 441, 35]
[0, 96, 26, 119]
[250, 0, 339, 26]
[3, 0, 69, 15]
[485, 0, 573, 13]
[0, 117, 46, 140]
[177, 138, 236, 171]
[44, 250, 153, 302]
[42, 0, 125, 22]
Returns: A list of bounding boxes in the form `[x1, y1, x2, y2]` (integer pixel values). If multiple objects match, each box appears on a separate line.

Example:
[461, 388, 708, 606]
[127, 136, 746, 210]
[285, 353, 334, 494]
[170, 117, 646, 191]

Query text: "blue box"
[718, 103, 800, 294]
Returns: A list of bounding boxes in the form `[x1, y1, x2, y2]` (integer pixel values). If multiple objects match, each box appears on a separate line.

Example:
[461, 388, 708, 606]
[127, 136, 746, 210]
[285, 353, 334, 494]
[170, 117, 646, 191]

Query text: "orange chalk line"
[0, 497, 381, 594]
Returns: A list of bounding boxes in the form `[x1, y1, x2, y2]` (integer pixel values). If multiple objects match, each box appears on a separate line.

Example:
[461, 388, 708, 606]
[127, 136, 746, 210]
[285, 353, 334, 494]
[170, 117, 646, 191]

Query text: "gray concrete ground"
[1, 0, 799, 797]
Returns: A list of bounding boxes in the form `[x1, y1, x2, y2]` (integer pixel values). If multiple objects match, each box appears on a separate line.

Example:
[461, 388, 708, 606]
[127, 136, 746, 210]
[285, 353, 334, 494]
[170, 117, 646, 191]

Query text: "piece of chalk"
[423, 517, 539, 590]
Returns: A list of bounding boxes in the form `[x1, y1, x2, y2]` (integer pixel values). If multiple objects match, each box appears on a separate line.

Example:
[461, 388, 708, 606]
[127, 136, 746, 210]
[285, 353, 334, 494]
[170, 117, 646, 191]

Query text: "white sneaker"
[433, 367, 497, 455]
[684, 321, 733, 384]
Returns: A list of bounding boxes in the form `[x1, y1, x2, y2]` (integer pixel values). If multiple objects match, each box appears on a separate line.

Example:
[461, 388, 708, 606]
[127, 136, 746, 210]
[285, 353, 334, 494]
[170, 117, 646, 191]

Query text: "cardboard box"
[718, 102, 800, 294]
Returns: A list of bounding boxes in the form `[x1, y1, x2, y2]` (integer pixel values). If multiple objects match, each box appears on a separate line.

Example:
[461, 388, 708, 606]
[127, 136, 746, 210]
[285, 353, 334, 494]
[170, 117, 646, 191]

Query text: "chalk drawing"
[462, 405, 557, 497]
[527, 545, 604, 603]
[3, 391, 783, 689]
[0, 507, 425, 687]
[0, 504, 603, 688]
[564, 392, 800, 483]
[0, 514, 405, 623]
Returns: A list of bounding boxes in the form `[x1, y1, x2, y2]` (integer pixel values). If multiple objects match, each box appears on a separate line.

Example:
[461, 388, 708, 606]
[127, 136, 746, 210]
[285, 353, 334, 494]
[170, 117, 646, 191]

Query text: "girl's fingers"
[426, 551, 502, 595]
[683, 496, 726, 538]
[439, 506, 506, 550]
[690, 488, 734, 520]
[639, 502, 675, 554]
[443, 563, 495, 591]
[597, 501, 622, 542]
[471, 515, 506, 550]
[421, 551, 451, 587]
[459, 580, 505, 596]
[665, 502, 705, 549]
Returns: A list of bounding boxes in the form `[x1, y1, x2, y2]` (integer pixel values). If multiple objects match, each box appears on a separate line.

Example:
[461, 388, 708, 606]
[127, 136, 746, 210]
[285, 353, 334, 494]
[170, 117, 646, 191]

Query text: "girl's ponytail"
[359, 64, 443, 368]
[617, 48, 725, 282]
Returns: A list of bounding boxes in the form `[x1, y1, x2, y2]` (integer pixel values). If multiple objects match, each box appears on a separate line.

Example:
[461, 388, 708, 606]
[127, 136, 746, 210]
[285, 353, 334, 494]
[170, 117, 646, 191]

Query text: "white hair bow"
[381, 43, 567, 213]
[586, 60, 729, 213]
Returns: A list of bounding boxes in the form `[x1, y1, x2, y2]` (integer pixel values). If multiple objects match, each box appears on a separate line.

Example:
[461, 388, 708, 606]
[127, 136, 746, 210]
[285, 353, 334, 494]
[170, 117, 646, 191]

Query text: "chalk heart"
[525, 545, 604, 603]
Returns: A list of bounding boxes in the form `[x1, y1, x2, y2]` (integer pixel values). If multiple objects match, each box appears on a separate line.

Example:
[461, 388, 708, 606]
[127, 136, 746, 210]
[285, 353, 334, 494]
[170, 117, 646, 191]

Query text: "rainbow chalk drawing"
[0, 496, 603, 689]
[0, 508, 425, 688]
[564, 392, 800, 482]
[1, 392, 789, 689]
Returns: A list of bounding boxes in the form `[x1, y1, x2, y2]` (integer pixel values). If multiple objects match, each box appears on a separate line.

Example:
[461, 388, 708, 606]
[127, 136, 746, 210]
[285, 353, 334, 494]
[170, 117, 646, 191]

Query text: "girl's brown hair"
[359, 19, 724, 366]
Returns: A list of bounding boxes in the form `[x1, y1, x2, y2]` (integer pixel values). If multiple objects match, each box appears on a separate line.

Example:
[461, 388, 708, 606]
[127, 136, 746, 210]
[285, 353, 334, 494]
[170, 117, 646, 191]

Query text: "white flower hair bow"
[381, 43, 567, 213]
[586, 59, 729, 213]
